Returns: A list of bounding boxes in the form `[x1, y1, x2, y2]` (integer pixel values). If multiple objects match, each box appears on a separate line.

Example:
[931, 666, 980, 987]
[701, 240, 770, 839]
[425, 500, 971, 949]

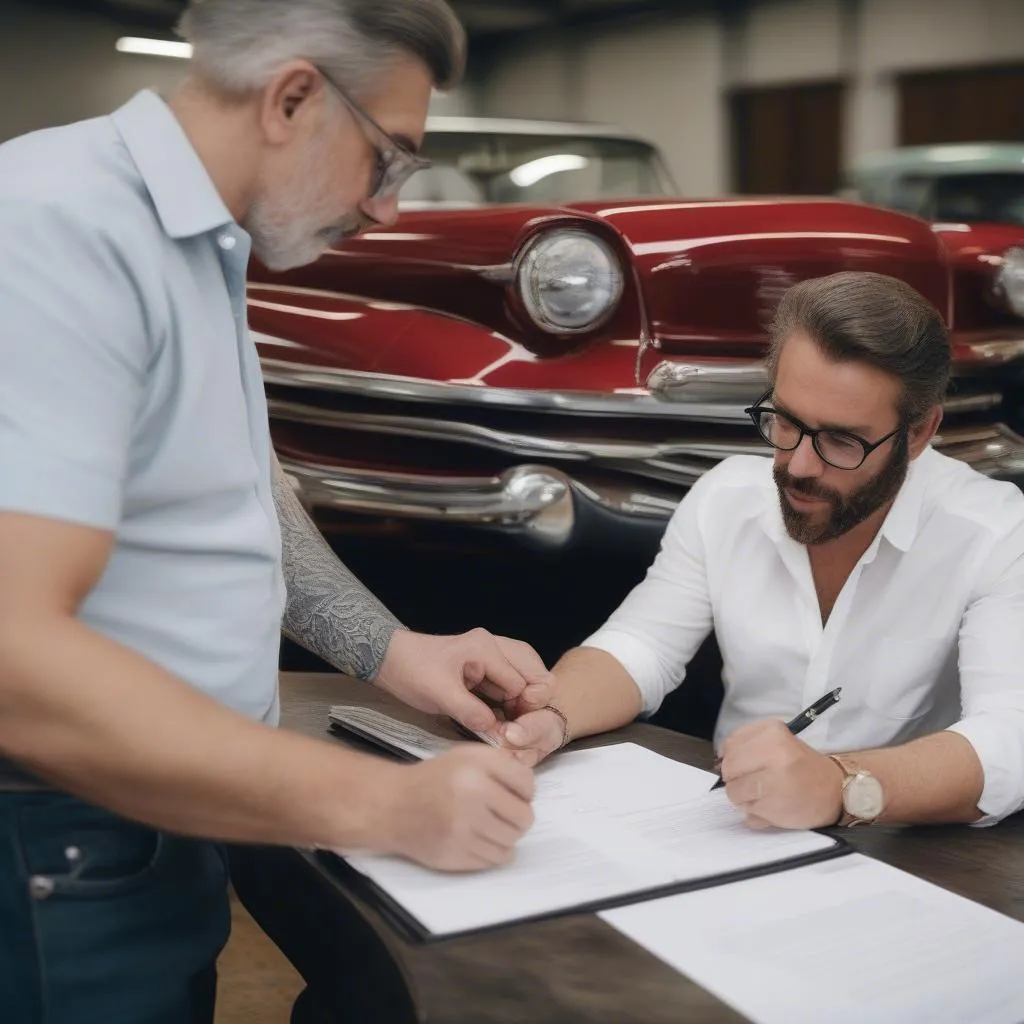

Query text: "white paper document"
[601, 853, 1024, 1024]
[337, 743, 838, 937]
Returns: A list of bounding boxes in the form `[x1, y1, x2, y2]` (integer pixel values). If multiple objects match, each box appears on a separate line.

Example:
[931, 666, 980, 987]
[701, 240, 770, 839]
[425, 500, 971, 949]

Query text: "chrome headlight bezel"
[994, 246, 1024, 320]
[515, 229, 625, 335]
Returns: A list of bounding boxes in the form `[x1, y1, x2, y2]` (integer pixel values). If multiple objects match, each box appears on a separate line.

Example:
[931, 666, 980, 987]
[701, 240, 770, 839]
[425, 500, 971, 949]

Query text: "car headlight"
[517, 230, 624, 334]
[995, 247, 1024, 319]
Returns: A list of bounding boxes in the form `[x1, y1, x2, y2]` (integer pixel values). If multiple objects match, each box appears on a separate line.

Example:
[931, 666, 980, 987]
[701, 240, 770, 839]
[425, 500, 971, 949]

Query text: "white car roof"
[424, 115, 654, 145]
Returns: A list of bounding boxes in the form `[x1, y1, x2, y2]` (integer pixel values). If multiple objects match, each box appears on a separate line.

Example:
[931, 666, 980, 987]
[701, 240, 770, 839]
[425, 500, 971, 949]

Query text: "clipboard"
[323, 711, 854, 944]
[320, 835, 854, 944]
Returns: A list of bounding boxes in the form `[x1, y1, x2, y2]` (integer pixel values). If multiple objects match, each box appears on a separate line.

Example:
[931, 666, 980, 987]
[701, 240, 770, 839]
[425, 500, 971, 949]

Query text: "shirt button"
[218, 234, 237, 251]
[29, 876, 55, 901]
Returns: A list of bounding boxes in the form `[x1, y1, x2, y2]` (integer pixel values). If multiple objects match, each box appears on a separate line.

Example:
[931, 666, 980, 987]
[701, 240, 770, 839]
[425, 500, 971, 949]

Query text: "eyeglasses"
[745, 391, 904, 470]
[315, 65, 432, 201]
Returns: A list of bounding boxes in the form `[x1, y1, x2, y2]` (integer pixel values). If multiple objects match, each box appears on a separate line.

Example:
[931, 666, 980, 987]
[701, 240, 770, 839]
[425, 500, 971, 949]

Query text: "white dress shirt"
[584, 447, 1024, 824]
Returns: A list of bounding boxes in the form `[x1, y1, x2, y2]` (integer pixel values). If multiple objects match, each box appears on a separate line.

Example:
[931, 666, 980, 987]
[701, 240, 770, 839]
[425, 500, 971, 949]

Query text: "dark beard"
[773, 437, 909, 545]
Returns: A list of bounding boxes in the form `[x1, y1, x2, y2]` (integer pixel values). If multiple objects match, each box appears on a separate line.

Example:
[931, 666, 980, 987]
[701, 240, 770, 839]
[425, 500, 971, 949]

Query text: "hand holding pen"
[710, 688, 842, 791]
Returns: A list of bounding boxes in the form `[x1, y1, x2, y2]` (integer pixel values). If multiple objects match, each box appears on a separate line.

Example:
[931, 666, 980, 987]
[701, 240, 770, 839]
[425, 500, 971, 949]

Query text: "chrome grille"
[260, 343, 1024, 544]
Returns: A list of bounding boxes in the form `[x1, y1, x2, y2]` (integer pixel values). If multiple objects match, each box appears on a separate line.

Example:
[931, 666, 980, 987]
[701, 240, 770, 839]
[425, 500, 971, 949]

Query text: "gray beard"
[246, 208, 374, 271]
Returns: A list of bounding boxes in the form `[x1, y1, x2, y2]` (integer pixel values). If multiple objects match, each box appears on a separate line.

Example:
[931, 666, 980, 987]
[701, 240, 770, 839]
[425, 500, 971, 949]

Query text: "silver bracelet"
[542, 705, 571, 750]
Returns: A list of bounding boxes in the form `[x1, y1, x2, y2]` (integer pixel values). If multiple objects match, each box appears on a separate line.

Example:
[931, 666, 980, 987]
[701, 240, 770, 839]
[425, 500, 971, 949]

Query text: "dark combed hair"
[766, 271, 952, 424]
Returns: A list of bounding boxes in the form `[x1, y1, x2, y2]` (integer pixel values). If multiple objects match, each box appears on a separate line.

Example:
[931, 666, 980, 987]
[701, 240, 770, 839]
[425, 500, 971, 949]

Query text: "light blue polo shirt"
[0, 91, 285, 726]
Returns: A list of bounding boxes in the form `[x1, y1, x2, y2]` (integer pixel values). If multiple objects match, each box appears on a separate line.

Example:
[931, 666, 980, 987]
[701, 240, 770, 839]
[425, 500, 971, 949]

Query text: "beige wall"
[481, 18, 726, 197]
[861, 0, 1024, 72]
[0, 1, 188, 143]
[578, 18, 726, 199]
[480, 0, 1024, 195]
[481, 37, 579, 122]
[731, 0, 845, 86]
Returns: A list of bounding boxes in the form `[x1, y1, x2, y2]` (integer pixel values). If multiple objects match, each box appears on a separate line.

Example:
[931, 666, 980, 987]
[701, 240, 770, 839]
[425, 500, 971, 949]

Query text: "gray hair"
[177, 0, 466, 97]
[766, 271, 951, 424]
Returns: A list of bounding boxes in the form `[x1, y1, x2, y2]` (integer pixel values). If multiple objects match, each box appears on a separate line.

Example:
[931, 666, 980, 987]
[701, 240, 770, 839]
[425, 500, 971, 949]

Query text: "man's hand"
[379, 746, 535, 871]
[373, 628, 552, 739]
[501, 707, 567, 767]
[719, 719, 844, 829]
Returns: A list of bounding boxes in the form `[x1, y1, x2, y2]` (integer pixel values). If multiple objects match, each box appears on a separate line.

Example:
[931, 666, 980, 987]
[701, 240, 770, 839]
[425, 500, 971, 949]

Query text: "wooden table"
[229, 673, 1024, 1024]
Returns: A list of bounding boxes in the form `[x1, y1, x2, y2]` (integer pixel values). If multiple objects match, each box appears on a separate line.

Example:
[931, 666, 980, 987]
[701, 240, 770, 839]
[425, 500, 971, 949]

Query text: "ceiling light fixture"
[115, 37, 194, 59]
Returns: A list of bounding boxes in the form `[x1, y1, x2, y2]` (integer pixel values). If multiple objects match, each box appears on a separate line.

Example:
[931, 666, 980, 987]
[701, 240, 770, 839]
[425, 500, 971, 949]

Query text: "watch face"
[846, 773, 885, 820]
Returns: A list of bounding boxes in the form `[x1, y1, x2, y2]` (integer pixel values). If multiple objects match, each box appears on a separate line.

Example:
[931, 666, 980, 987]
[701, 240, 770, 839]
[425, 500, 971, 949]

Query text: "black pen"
[709, 687, 842, 791]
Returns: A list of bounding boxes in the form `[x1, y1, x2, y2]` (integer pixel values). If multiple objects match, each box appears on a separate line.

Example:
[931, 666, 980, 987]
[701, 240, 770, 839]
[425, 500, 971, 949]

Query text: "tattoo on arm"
[271, 454, 402, 680]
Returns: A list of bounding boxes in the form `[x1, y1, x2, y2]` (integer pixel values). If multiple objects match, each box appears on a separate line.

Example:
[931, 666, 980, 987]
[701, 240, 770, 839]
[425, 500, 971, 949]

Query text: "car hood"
[250, 197, 950, 362]
[568, 197, 949, 353]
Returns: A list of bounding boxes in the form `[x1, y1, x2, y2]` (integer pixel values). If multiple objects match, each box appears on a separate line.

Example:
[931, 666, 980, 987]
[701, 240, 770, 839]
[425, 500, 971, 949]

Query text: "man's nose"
[360, 194, 401, 229]
[786, 434, 825, 478]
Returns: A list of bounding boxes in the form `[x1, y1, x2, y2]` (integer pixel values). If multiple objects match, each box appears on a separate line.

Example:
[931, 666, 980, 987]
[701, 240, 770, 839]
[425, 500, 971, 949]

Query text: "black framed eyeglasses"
[744, 391, 903, 470]
[315, 65, 432, 201]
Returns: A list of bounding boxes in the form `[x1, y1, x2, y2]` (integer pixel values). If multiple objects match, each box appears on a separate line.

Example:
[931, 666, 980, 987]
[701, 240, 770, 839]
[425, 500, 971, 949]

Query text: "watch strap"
[829, 753, 859, 780]
[828, 754, 876, 827]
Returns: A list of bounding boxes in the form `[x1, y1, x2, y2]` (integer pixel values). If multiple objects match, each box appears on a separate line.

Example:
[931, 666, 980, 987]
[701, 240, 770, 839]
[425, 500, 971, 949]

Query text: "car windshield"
[931, 173, 1024, 226]
[399, 132, 675, 208]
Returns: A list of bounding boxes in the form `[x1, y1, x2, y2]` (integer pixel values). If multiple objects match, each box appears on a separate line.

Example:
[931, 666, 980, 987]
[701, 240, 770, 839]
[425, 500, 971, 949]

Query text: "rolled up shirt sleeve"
[0, 198, 149, 530]
[583, 467, 716, 715]
[947, 520, 1024, 825]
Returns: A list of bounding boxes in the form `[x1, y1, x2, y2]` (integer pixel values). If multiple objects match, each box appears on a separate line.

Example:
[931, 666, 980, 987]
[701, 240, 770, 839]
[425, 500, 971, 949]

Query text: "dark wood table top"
[229, 672, 1024, 1024]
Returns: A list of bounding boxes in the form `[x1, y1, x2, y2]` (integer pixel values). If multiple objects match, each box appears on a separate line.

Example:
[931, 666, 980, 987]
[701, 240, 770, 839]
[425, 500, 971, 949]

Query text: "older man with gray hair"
[0, 2, 550, 1020]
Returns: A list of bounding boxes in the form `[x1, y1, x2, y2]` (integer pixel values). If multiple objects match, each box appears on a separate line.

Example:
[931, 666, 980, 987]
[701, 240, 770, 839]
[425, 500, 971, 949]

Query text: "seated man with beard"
[504, 271, 1024, 830]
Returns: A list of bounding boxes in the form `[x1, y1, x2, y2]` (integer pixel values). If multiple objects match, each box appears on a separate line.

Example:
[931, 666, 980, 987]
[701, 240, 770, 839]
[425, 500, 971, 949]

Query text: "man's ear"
[908, 404, 943, 460]
[259, 62, 322, 145]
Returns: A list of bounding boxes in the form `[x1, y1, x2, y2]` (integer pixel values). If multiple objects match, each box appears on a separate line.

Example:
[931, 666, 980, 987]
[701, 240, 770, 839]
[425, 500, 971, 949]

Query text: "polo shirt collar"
[111, 90, 234, 240]
[758, 444, 932, 554]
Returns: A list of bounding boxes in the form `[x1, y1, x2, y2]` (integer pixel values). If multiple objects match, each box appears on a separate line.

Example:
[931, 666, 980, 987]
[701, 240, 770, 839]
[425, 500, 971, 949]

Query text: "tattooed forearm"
[271, 454, 403, 680]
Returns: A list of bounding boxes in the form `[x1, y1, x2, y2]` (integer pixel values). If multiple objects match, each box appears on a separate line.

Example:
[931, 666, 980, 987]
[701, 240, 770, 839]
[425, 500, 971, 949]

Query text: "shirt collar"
[760, 486, 788, 544]
[758, 445, 933, 554]
[878, 443, 932, 553]
[110, 90, 234, 240]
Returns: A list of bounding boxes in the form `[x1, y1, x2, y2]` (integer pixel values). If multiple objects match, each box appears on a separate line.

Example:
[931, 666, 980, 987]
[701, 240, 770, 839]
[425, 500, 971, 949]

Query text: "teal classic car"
[845, 143, 1024, 227]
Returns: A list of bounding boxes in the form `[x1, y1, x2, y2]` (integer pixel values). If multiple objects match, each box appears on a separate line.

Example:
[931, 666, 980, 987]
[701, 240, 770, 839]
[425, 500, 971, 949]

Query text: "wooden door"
[731, 81, 845, 195]
[899, 64, 1024, 145]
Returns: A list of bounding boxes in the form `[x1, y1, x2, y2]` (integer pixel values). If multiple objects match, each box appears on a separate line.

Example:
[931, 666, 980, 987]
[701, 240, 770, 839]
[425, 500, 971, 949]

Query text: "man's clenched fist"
[381, 746, 536, 872]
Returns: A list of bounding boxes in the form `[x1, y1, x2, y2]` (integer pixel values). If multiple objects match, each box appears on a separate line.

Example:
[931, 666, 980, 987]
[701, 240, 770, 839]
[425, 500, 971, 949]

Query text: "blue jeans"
[0, 791, 231, 1024]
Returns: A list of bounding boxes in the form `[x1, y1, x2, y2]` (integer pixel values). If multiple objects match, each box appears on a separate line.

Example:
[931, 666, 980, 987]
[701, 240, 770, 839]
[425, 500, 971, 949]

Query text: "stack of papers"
[601, 853, 1024, 1024]
[325, 706, 1024, 1019]
[328, 704, 499, 761]
[335, 743, 842, 938]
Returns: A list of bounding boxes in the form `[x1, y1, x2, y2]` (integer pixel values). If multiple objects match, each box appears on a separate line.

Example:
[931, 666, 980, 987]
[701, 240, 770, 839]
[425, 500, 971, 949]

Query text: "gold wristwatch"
[828, 754, 885, 827]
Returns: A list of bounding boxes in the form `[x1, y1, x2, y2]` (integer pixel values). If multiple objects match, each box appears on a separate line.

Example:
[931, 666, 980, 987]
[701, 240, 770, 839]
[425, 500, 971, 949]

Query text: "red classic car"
[253, 118, 1024, 678]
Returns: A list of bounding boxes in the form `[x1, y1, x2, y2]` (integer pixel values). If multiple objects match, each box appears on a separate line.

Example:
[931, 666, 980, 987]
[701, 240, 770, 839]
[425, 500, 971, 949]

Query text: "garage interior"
[4, 1, 1024, 1021]
[10, 0, 1024, 194]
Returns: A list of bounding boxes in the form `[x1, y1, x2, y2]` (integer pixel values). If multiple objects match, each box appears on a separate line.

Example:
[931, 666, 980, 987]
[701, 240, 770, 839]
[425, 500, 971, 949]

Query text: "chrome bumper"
[279, 424, 1024, 546]
[260, 343, 1024, 546]
[279, 459, 680, 546]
